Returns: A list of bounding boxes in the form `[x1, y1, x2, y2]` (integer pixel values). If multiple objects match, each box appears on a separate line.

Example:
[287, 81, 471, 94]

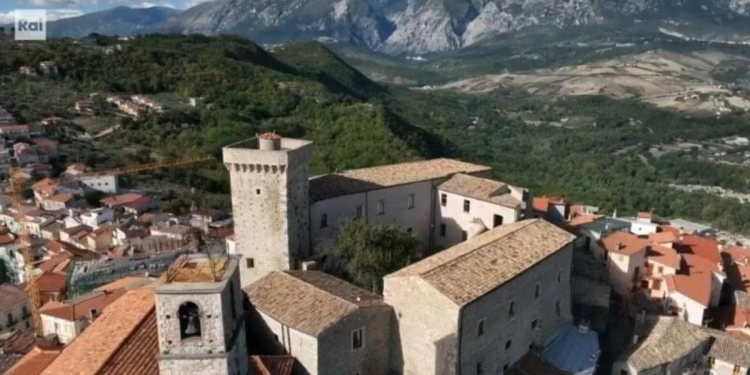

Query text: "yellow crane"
[10, 154, 214, 337]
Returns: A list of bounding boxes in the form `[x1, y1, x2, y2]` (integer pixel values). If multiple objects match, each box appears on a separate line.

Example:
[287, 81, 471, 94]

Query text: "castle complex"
[223, 133, 533, 286]
[9, 133, 577, 375]
[220, 134, 576, 375]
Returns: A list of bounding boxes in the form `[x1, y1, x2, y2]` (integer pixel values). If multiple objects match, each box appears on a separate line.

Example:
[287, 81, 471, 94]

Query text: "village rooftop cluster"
[0, 128, 746, 374]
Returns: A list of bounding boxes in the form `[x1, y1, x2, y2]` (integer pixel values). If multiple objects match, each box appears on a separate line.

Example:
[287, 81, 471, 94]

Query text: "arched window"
[178, 302, 201, 340]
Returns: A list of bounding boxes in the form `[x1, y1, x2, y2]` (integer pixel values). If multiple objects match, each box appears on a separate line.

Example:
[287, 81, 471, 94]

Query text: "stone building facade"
[223, 135, 313, 286]
[224, 134, 523, 287]
[384, 219, 576, 375]
[245, 271, 393, 375]
[155, 254, 249, 375]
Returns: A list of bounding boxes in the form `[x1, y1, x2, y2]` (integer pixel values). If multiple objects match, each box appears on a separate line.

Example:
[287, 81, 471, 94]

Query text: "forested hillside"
[3, 34, 750, 233]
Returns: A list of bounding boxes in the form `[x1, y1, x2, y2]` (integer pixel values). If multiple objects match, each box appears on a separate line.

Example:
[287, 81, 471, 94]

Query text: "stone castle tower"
[223, 133, 313, 286]
[154, 254, 249, 375]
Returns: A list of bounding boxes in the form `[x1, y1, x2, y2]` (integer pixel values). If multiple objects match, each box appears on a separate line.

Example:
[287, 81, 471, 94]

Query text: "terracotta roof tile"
[47, 193, 73, 203]
[680, 235, 721, 264]
[601, 231, 648, 256]
[647, 244, 680, 270]
[532, 196, 565, 214]
[250, 355, 295, 375]
[309, 158, 491, 202]
[96, 309, 159, 375]
[567, 214, 604, 228]
[36, 253, 72, 273]
[101, 193, 145, 207]
[666, 272, 712, 307]
[437, 174, 526, 209]
[648, 231, 679, 244]
[388, 219, 576, 306]
[32, 178, 58, 197]
[3, 347, 61, 375]
[94, 276, 151, 293]
[665, 253, 722, 307]
[0, 284, 28, 311]
[122, 196, 154, 211]
[40, 287, 155, 375]
[40, 289, 127, 321]
[724, 246, 750, 265]
[34, 273, 67, 293]
[245, 271, 387, 336]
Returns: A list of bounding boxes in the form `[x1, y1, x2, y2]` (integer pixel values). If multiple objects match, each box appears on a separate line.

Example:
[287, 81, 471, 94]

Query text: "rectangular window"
[556, 301, 561, 317]
[463, 199, 470, 213]
[440, 223, 446, 237]
[407, 194, 415, 209]
[355, 205, 362, 218]
[493, 214, 503, 228]
[535, 283, 541, 299]
[508, 300, 515, 318]
[531, 319, 538, 330]
[557, 268, 562, 284]
[246, 258, 255, 269]
[461, 231, 468, 241]
[477, 318, 485, 337]
[351, 328, 364, 350]
[229, 282, 237, 320]
[476, 361, 484, 375]
[440, 193, 447, 207]
[658, 266, 664, 273]
[320, 213, 328, 229]
[377, 200, 385, 215]
[505, 339, 512, 350]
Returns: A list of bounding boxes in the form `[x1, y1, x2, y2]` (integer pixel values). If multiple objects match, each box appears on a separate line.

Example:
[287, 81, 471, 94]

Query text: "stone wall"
[155, 268, 249, 375]
[255, 310, 319, 375]
[317, 305, 393, 375]
[224, 139, 313, 287]
[156, 292, 226, 355]
[459, 244, 573, 375]
[384, 276, 460, 375]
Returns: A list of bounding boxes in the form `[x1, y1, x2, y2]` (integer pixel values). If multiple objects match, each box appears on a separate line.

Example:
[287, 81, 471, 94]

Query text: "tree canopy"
[316, 220, 420, 293]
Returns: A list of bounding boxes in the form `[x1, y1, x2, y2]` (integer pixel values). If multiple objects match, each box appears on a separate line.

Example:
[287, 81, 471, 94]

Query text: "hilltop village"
[0, 133, 750, 375]
[0, 122, 748, 375]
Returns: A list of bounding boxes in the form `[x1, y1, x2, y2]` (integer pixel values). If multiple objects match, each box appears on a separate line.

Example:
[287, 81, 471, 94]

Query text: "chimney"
[301, 260, 316, 271]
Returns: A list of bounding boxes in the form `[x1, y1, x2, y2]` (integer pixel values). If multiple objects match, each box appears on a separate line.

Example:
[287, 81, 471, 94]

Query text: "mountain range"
[44, 0, 750, 54]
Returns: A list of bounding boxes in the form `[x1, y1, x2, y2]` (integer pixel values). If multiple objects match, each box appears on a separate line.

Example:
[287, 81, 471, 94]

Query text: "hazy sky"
[0, 0, 212, 23]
